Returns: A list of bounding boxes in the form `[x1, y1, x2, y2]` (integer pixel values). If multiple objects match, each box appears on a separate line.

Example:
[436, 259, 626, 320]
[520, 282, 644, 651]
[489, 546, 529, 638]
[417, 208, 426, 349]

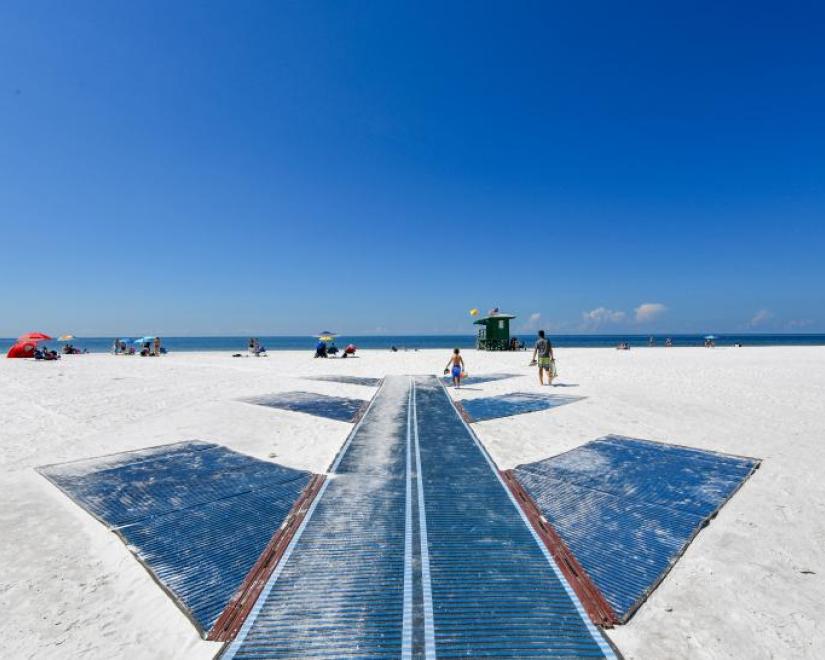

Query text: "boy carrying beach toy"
[444, 348, 466, 388]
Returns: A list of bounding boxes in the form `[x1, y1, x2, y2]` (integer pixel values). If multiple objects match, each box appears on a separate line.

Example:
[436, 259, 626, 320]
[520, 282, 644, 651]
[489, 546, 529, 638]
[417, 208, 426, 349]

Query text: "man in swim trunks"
[531, 330, 555, 385]
[444, 348, 465, 388]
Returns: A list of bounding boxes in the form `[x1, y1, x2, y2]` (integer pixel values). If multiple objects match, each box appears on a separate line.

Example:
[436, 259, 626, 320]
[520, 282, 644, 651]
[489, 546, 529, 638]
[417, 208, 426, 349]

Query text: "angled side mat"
[305, 375, 382, 387]
[508, 435, 760, 624]
[38, 442, 318, 636]
[441, 372, 520, 385]
[242, 391, 368, 421]
[459, 391, 584, 422]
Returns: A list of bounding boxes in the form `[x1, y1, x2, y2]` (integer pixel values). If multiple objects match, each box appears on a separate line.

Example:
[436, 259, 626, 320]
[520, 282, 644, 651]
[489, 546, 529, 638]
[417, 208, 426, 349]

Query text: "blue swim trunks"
[451, 365, 462, 379]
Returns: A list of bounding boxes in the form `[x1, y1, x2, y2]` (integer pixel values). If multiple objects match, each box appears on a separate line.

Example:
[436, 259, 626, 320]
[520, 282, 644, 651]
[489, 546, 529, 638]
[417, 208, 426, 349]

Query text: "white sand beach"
[1, 346, 823, 659]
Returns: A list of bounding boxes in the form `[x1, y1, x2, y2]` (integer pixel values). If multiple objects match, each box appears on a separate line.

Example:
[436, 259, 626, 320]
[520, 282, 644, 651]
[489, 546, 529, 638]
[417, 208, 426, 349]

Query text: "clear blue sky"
[1, 2, 823, 336]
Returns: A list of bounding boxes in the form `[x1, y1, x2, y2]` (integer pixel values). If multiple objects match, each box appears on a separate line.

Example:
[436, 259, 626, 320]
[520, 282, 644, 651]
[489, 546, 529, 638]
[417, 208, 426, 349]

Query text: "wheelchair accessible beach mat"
[441, 372, 520, 386]
[241, 391, 368, 421]
[508, 435, 760, 624]
[37, 441, 316, 637]
[458, 391, 584, 421]
[305, 375, 382, 387]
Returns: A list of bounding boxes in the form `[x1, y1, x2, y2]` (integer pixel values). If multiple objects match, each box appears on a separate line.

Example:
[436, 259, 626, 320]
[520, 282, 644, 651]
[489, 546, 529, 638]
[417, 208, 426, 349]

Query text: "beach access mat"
[510, 435, 760, 623]
[222, 376, 615, 659]
[459, 391, 584, 422]
[441, 372, 520, 386]
[242, 391, 367, 421]
[305, 375, 382, 387]
[37, 441, 314, 635]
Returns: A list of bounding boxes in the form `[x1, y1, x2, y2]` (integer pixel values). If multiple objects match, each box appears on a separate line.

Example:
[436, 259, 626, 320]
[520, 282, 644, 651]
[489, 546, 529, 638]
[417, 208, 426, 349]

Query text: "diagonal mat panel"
[306, 375, 382, 387]
[510, 435, 760, 622]
[441, 372, 520, 386]
[38, 442, 314, 635]
[459, 391, 584, 422]
[242, 391, 367, 421]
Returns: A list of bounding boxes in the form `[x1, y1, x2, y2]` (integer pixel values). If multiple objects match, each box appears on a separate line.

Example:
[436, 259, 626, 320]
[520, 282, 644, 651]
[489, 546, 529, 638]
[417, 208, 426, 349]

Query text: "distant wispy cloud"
[747, 309, 773, 328]
[634, 303, 667, 323]
[786, 319, 813, 330]
[521, 312, 543, 332]
[581, 307, 627, 329]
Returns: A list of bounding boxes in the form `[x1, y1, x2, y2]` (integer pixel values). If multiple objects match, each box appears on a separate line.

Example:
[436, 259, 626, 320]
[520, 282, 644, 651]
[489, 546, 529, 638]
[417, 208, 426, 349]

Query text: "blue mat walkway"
[224, 376, 615, 659]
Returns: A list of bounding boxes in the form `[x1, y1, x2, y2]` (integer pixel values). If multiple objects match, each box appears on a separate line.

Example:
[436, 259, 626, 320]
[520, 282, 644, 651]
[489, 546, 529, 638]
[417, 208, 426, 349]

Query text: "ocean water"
[2, 334, 825, 354]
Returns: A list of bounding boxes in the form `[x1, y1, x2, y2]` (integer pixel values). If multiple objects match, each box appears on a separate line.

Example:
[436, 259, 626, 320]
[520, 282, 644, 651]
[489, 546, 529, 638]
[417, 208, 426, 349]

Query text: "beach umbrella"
[317, 331, 338, 342]
[133, 336, 156, 344]
[704, 335, 717, 340]
[7, 337, 48, 358]
[57, 335, 75, 342]
[18, 332, 52, 342]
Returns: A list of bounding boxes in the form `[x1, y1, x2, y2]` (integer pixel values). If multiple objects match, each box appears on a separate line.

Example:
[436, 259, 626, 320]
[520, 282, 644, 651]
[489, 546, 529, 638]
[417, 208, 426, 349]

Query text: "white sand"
[1, 347, 823, 658]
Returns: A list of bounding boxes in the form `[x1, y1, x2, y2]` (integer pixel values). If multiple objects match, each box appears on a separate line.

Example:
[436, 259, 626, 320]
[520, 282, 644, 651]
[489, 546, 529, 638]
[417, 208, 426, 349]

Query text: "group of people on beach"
[444, 330, 557, 388]
[112, 337, 164, 356]
[315, 339, 357, 358]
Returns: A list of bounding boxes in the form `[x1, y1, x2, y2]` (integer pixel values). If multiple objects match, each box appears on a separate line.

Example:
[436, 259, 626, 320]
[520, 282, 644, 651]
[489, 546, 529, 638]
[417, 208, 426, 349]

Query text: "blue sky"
[1, 2, 823, 336]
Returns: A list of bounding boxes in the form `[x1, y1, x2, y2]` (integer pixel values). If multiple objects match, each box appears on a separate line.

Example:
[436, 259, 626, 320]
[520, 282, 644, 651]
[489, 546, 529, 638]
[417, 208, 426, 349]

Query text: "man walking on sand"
[531, 330, 556, 386]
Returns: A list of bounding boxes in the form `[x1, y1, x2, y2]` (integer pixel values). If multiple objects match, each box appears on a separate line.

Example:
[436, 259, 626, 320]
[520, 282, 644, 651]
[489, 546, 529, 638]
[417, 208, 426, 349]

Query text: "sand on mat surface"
[1, 347, 823, 659]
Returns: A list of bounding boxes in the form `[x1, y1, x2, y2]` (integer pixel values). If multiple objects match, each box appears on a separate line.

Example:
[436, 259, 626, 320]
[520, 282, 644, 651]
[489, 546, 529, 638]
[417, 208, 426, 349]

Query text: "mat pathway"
[223, 376, 616, 659]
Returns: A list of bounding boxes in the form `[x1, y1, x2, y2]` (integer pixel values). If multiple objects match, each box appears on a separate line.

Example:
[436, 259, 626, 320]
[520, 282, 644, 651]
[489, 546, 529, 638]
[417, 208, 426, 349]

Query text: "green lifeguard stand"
[474, 312, 516, 351]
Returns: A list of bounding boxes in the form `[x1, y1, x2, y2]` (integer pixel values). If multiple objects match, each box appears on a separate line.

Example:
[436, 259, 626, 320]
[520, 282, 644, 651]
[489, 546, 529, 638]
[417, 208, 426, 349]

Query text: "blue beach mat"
[512, 435, 760, 622]
[242, 391, 367, 421]
[38, 441, 313, 635]
[442, 372, 520, 386]
[223, 375, 615, 659]
[305, 375, 382, 387]
[460, 391, 584, 421]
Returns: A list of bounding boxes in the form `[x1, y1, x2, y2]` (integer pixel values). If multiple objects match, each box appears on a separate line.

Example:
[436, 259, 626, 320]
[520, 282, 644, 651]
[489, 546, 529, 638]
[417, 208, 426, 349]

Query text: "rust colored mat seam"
[453, 400, 473, 424]
[500, 469, 618, 628]
[207, 473, 326, 641]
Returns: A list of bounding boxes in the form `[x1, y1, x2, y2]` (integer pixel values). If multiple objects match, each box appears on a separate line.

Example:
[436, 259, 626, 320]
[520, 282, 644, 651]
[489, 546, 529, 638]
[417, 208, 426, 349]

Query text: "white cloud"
[581, 307, 627, 329]
[521, 312, 542, 331]
[634, 303, 667, 323]
[747, 309, 773, 328]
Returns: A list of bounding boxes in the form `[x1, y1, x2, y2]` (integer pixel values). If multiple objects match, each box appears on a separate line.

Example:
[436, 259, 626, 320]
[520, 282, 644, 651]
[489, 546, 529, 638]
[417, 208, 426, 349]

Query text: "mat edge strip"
[207, 472, 326, 641]
[500, 469, 619, 628]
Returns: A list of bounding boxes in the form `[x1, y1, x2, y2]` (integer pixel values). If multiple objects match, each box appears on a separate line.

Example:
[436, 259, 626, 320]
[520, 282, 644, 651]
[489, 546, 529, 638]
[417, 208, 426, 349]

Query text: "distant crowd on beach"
[113, 337, 165, 356]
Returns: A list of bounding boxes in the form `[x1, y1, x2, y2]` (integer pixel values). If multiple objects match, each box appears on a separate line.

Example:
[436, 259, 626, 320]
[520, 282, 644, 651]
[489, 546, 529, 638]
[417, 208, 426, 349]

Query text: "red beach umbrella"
[17, 332, 52, 342]
[7, 341, 40, 358]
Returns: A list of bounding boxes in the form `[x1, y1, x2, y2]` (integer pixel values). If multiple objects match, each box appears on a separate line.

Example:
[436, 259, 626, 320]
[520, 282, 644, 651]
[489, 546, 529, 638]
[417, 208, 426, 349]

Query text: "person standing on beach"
[531, 330, 556, 385]
[444, 348, 465, 388]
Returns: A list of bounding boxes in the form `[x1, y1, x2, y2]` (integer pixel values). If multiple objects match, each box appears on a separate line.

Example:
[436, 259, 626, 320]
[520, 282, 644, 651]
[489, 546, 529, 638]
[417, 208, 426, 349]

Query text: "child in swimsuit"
[444, 348, 465, 388]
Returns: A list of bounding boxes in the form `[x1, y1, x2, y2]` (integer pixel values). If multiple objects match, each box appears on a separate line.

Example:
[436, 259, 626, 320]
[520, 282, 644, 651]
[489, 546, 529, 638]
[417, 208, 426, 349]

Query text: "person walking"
[531, 330, 556, 385]
[443, 348, 465, 388]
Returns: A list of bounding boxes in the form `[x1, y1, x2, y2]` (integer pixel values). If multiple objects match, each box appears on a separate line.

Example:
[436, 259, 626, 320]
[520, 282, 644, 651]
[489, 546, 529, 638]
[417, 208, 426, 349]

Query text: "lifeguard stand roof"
[473, 313, 516, 325]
